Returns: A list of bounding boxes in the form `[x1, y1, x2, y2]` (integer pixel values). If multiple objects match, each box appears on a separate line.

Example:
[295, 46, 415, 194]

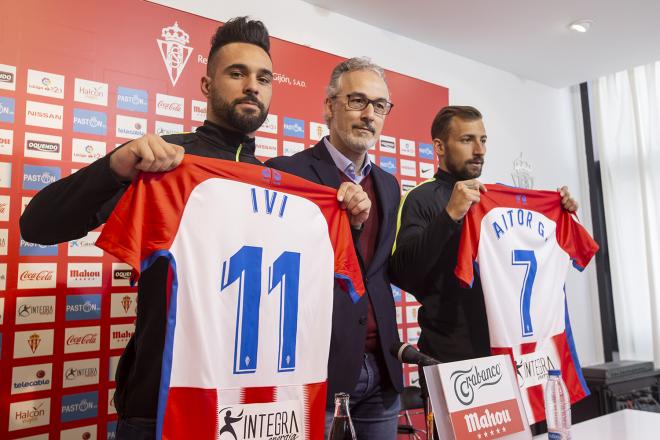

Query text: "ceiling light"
[569, 19, 593, 33]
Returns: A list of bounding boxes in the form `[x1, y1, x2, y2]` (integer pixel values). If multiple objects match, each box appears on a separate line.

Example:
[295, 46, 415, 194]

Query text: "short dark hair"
[207, 16, 271, 74]
[431, 105, 482, 142]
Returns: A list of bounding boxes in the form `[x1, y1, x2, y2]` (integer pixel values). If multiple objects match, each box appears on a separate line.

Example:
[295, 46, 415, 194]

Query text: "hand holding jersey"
[445, 179, 488, 221]
[337, 181, 372, 228]
[109, 134, 185, 181]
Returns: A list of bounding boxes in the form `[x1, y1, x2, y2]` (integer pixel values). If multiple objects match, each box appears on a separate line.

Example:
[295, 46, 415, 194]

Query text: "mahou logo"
[67, 263, 102, 287]
[17, 263, 57, 289]
[64, 326, 101, 354]
[110, 324, 135, 349]
[157, 22, 193, 86]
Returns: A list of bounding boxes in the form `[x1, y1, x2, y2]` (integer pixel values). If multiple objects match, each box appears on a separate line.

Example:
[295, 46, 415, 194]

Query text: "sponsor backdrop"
[0, 0, 447, 438]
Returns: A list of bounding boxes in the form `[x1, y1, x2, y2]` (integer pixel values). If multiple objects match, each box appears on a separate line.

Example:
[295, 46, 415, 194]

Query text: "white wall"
[151, 0, 604, 366]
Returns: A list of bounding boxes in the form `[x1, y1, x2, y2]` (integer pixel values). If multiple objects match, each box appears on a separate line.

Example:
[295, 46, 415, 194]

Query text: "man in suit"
[267, 57, 402, 439]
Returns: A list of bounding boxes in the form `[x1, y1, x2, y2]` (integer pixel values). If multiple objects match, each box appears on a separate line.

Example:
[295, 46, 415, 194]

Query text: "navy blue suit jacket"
[267, 141, 403, 406]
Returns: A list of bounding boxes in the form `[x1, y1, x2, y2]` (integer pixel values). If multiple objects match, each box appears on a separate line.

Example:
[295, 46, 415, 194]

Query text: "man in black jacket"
[20, 17, 369, 440]
[268, 57, 402, 439]
[389, 105, 578, 402]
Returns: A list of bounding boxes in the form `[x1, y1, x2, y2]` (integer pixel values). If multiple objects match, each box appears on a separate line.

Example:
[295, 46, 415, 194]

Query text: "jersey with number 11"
[97, 156, 365, 440]
[454, 184, 598, 424]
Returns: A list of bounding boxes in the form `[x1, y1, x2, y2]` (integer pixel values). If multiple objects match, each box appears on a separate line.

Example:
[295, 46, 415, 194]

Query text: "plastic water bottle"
[329, 392, 357, 440]
[545, 369, 571, 439]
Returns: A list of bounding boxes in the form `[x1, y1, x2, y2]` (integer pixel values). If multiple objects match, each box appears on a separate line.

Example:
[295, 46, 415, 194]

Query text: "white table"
[533, 409, 660, 439]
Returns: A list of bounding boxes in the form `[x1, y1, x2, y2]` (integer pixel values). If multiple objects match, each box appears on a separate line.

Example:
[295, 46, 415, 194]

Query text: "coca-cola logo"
[66, 333, 98, 346]
[157, 101, 182, 112]
[20, 270, 54, 281]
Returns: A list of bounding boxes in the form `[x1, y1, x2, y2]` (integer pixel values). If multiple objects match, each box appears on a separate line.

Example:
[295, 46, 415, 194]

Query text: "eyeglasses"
[331, 93, 394, 115]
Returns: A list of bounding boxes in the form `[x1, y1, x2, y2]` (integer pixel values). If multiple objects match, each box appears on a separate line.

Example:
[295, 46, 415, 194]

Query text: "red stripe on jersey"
[527, 384, 546, 423]
[162, 387, 218, 440]
[305, 382, 327, 440]
[520, 341, 537, 355]
[552, 333, 587, 404]
[241, 386, 276, 404]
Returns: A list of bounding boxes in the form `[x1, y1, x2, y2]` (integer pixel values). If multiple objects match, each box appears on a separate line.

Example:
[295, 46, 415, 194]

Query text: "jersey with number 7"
[454, 184, 598, 424]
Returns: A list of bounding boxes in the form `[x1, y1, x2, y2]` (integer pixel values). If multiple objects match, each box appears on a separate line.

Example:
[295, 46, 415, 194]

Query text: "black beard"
[447, 159, 483, 180]
[210, 93, 268, 134]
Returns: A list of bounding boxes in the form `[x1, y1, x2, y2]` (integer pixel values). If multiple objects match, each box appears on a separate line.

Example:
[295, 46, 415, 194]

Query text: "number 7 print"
[512, 249, 537, 337]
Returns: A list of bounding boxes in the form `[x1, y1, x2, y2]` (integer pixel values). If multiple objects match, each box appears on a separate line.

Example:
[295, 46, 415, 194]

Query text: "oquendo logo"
[451, 363, 502, 405]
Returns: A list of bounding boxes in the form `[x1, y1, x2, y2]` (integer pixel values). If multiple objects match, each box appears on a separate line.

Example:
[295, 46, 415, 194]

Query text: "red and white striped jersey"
[454, 184, 598, 424]
[97, 155, 365, 440]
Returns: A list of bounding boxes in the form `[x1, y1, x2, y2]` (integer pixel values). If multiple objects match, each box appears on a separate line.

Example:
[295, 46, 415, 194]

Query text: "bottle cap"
[548, 369, 561, 376]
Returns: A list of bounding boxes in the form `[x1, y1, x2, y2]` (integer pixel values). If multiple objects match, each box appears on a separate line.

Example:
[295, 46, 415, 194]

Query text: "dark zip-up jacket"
[20, 120, 261, 419]
[389, 169, 491, 363]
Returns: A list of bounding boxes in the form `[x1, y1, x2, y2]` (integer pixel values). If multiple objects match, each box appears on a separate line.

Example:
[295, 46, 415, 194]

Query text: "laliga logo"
[157, 22, 193, 86]
[451, 363, 502, 406]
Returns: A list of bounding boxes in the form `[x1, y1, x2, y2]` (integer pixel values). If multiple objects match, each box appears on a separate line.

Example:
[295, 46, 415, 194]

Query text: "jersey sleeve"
[95, 168, 190, 279]
[328, 209, 366, 303]
[556, 211, 600, 270]
[454, 203, 482, 288]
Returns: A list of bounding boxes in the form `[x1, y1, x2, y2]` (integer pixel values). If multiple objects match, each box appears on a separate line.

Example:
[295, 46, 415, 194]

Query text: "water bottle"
[329, 392, 356, 440]
[545, 369, 571, 440]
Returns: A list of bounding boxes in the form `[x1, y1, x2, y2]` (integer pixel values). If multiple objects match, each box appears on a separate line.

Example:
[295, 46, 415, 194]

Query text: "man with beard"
[389, 106, 578, 434]
[20, 18, 369, 440]
[267, 58, 403, 439]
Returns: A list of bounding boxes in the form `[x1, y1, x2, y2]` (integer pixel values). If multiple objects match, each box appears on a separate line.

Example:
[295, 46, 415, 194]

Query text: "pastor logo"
[66, 295, 102, 321]
[73, 108, 108, 135]
[61, 391, 98, 422]
[20, 237, 58, 256]
[157, 22, 193, 86]
[451, 363, 503, 406]
[0, 96, 15, 123]
[116, 86, 148, 112]
[283, 117, 305, 139]
[419, 143, 434, 160]
[379, 156, 397, 174]
[23, 164, 60, 190]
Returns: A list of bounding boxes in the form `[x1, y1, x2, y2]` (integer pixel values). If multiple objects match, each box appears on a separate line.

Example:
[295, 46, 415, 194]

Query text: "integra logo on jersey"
[451, 363, 503, 406]
[491, 208, 548, 240]
[218, 400, 303, 440]
[514, 350, 556, 389]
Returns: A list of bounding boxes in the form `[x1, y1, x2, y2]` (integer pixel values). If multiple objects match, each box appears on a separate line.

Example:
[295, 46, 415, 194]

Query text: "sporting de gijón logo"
[157, 22, 193, 86]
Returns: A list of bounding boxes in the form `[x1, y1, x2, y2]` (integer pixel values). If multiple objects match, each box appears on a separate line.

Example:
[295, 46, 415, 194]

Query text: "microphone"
[390, 342, 441, 366]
